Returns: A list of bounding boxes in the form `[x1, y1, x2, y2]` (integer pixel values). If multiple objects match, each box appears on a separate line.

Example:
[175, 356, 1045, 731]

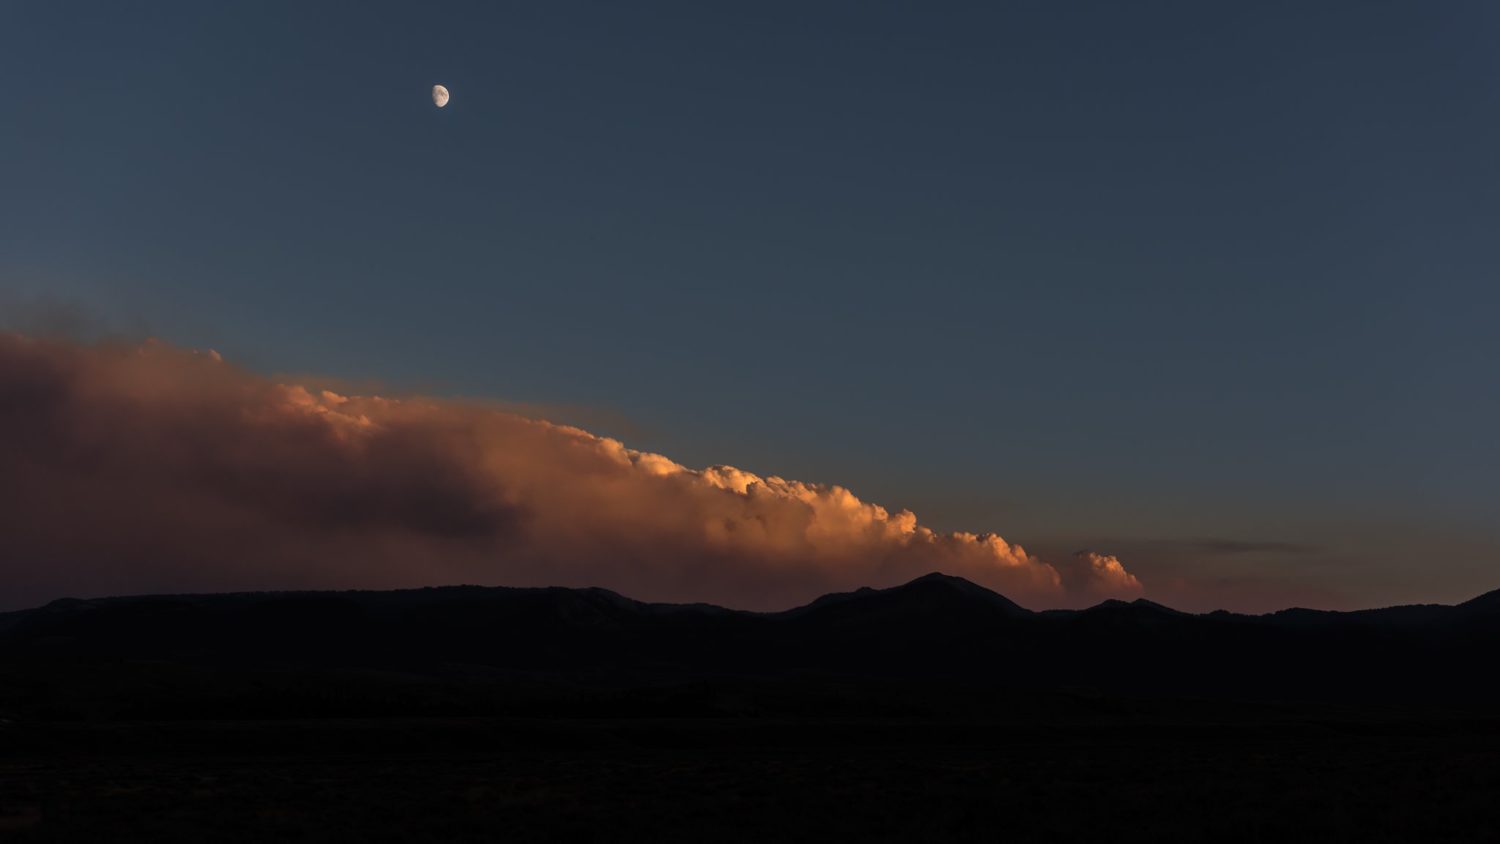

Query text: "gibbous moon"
[432, 85, 450, 108]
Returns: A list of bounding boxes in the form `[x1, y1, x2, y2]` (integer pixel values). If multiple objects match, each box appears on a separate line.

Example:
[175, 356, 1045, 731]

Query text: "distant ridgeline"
[2, 573, 1499, 721]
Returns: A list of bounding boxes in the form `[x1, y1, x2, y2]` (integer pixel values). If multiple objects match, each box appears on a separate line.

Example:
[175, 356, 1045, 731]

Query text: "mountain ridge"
[17, 571, 1498, 620]
[4, 572, 1500, 724]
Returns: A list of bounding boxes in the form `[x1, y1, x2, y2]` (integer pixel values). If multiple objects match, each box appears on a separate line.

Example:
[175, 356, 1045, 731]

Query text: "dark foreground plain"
[3, 574, 1500, 841]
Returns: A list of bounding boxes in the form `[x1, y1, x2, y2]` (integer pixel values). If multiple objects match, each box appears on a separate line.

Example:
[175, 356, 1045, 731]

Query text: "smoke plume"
[0, 335, 1143, 610]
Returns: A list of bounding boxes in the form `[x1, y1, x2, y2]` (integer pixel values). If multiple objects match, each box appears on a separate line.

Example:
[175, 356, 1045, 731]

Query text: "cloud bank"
[0, 335, 1143, 611]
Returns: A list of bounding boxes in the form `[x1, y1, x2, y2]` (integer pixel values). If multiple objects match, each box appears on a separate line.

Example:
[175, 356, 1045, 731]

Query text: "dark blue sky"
[3, 1, 1497, 609]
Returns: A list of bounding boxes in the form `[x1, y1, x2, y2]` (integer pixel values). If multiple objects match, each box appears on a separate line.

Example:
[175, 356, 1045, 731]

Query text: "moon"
[432, 85, 450, 108]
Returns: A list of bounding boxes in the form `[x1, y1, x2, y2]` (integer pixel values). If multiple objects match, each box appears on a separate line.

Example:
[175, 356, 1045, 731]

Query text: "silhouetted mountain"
[1455, 588, 1500, 630]
[3, 574, 1500, 721]
[1460, 586, 1500, 609]
[783, 572, 1030, 619]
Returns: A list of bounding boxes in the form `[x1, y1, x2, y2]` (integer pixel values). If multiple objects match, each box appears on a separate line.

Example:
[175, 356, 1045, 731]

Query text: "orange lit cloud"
[0, 335, 1144, 611]
[1064, 551, 1144, 600]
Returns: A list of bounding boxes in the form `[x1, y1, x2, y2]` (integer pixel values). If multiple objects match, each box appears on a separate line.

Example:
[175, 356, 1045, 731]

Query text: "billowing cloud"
[0, 335, 1143, 611]
[1063, 551, 1144, 600]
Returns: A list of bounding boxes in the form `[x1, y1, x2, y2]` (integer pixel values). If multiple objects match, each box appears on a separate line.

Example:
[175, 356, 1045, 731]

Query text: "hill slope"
[2, 574, 1498, 719]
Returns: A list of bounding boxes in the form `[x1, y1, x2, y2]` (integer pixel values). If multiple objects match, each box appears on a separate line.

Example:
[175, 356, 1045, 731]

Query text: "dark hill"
[2, 574, 1499, 720]
[780, 572, 1030, 627]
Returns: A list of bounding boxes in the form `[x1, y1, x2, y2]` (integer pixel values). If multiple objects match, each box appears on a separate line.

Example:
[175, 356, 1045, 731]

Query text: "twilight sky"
[2, 1, 1497, 612]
